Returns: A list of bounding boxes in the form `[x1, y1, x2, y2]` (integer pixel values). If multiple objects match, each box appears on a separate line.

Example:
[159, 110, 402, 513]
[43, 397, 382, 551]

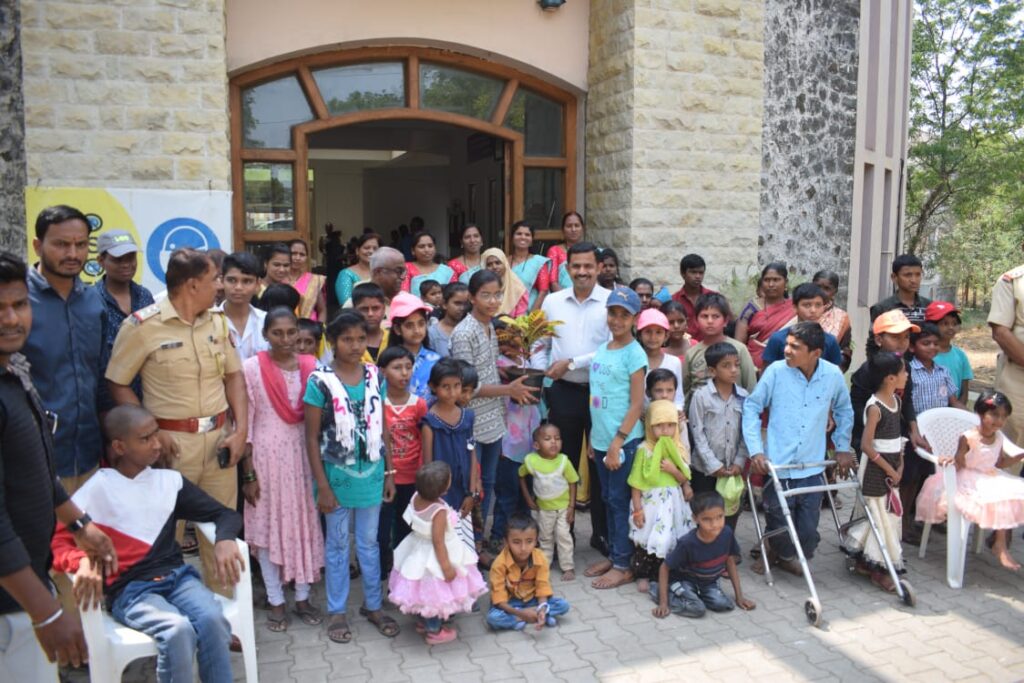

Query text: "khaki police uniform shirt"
[989, 265, 1024, 363]
[105, 298, 242, 420]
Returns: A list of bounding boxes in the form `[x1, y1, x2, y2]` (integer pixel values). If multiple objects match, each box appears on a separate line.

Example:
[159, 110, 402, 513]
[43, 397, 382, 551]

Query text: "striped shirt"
[666, 525, 740, 587]
[450, 314, 505, 444]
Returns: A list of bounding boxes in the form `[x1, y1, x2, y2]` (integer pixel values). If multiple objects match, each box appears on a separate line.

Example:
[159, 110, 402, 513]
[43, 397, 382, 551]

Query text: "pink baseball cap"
[637, 308, 670, 331]
[388, 291, 433, 325]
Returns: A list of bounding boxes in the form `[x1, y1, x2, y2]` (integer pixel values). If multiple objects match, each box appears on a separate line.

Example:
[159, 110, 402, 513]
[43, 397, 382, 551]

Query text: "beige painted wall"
[225, 0, 590, 93]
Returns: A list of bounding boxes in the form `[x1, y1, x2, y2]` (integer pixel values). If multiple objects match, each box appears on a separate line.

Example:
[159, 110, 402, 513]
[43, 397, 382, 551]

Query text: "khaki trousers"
[535, 508, 575, 572]
[996, 360, 1024, 475]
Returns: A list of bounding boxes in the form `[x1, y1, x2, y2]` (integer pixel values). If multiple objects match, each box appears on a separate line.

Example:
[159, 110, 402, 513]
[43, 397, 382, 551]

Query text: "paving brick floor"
[90, 490, 1024, 682]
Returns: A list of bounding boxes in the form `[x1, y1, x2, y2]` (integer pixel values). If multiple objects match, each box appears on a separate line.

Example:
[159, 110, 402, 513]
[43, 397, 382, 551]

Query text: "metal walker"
[747, 460, 915, 627]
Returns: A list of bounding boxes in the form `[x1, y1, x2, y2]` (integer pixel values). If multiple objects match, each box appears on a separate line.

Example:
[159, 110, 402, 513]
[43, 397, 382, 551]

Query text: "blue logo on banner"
[146, 218, 221, 284]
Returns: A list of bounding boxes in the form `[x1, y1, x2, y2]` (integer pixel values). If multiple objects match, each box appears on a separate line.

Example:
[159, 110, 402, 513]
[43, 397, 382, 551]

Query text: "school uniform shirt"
[50, 467, 240, 607]
[934, 346, 973, 398]
[665, 525, 740, 587]
[489, 547, 552, 604]
[688, 381, 750, 475]
[589, 340, 648, 451]
[761, 326, 844, 367]
[742, 358, 853, 479]
[909, 358, 958, 415]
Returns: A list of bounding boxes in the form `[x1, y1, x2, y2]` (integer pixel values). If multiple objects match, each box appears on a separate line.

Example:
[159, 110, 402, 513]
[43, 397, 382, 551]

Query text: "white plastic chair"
[914, 407, 978, 589]
[74, 522, 259, 682]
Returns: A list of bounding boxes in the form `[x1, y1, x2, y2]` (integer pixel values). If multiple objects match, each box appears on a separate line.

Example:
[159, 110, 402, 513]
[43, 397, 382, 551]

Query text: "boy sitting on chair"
[742, 322, 855, 577]
[52, 405, 244, 682]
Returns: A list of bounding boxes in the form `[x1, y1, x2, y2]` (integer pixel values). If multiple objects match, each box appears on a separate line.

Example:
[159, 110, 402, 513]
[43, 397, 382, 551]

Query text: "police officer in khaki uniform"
[105, 248, 247, 593]
[988, 263, 1024, 445]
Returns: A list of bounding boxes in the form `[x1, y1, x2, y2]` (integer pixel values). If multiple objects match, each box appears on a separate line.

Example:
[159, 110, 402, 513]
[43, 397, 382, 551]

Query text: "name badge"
[159, 341, 184, 350]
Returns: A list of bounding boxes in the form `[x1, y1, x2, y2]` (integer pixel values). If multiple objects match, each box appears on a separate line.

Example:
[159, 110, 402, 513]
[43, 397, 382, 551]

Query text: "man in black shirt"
[0, 252, 115, 678]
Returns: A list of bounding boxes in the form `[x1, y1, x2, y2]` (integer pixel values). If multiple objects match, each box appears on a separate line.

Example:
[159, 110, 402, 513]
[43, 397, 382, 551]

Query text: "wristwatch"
[67, 513, 92, 533]
[567, 359, 577, 372]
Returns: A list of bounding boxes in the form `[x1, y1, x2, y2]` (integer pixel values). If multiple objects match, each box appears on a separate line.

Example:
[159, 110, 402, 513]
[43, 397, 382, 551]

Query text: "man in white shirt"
[540, 241, 611, 554]
[216, 252, 269, 363]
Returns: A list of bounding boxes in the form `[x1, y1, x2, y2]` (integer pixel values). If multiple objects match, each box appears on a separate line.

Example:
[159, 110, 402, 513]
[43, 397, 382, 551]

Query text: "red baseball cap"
[925, 301, 960, 322]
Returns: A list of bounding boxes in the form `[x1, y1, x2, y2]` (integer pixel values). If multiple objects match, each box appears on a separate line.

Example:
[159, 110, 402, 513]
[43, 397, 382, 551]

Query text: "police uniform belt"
[156, 412, 227, 434]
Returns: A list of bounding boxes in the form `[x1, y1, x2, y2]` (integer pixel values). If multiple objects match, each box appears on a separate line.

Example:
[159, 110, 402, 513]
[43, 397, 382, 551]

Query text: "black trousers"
[546, 380, 606, 544]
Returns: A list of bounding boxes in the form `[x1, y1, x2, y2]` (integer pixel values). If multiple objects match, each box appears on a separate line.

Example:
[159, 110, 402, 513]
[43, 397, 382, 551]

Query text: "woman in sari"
[545, 211, 585, 292]
[289, 239, 326, 321]
[403, 232, 455, 296]
[482, 247, 528, 317]
[334, 232, 380, 306]
[734, 262, 792, 370]
[447, 224, 484, 284]
[813, 269, 853, 372]
[507, 221, 550, 312]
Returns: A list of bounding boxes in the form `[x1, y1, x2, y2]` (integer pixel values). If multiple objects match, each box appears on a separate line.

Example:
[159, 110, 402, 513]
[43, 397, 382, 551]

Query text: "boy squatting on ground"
[52, 405, 245, 683]
[486, 514, 570, 631]
[650, 492, 755, 618]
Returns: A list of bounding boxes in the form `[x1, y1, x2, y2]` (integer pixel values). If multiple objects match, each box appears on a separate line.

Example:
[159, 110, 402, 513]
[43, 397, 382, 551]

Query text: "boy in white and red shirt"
[52, 405, 244, 682]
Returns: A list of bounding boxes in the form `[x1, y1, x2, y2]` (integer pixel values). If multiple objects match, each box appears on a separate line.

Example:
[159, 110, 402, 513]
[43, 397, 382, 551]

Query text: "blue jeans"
[763, 474, 824, 561]
[485, 596, 570, 630]
[112, 565, 231, 683]
[593, 438, 640, 570]
[490, 456, 525, 543]
[325, 504, 382, 615]
[648, 579, 733, 618]
[478, 439, 502, 522]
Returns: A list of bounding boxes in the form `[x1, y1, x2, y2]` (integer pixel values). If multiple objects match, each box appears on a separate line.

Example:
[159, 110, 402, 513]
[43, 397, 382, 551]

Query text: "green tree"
[905, 0, 1024, 255]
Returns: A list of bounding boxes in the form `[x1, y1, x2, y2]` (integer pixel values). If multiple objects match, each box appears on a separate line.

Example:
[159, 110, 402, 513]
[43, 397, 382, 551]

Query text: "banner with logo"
[25, 187, 231, 293]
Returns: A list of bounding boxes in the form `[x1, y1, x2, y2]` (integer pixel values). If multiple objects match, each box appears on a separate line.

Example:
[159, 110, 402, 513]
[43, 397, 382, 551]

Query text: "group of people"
[4, 204, 1024, 681]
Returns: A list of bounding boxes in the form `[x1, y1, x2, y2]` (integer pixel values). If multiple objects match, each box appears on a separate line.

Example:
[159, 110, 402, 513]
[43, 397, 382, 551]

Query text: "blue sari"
[511, 254, 550, 310]
[458, 265, 481, 285]
[408, 263, 455, 299]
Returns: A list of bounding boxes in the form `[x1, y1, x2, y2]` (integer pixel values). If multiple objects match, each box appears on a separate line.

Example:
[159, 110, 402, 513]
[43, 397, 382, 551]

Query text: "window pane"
[523, 168, 564, 229]
[243, 163, 294, 231]
[420, 63, 503, 120]
[313, 62, 405, 115]
[505, 89, 564, 156]
[241, 76, 312, 149]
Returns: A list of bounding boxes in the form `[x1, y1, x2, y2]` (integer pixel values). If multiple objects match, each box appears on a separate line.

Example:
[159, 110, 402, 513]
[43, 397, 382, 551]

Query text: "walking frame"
[747, 460, 915, 627]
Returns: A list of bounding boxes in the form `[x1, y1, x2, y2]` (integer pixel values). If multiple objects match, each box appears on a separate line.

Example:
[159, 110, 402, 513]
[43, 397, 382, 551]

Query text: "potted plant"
[495, 310, 563, 389]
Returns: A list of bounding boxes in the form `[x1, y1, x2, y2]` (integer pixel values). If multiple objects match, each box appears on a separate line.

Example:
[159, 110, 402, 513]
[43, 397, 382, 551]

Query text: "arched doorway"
[229, 46, 578, 258]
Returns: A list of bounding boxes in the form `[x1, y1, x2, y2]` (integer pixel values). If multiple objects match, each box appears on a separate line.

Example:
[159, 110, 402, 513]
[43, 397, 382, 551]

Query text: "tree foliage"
[905, 0, 1024, 260]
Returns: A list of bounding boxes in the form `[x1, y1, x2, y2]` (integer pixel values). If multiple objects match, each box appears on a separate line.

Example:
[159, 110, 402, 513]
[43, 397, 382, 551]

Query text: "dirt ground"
[959, 323, 998, 389]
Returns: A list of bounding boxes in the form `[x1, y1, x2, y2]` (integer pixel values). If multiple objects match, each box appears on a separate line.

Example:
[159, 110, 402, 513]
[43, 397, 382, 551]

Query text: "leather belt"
[156, 412, 227, 434]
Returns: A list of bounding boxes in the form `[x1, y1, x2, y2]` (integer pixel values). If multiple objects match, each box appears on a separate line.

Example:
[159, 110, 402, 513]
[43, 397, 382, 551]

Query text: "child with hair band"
[387, 292, 441, 400]
[637, 309, 684, 411]
[688, 342, 749, 528]
[419, 280, 444, 311]
[388, 461, 488, 644]
[377, 346, 429, 579]
[628, 400, 694, 593]
[428, 282, 470, 358]
[519, 424, 579, 581]
[304, 310, 399, 644]
[422, 358, 481, 519]
[842, 352, 908, 592]
[661, 300, 695, 360]
[241, 308, 323, 632]
[917, 390, 1024, 571]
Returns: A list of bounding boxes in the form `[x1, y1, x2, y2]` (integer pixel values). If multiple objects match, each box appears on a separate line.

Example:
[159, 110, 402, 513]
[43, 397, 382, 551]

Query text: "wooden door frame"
[229, 46, 577, 253]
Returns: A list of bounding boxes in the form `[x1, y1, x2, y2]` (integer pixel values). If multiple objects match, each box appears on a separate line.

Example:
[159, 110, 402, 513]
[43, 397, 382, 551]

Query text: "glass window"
[243, 163, 294, 231]
[313, 62, 405, 115]
[420, 63, 503, 121]
[505, 89, 564, 156]
[522, 168, 564, 229]
[241, 76, 313, 149]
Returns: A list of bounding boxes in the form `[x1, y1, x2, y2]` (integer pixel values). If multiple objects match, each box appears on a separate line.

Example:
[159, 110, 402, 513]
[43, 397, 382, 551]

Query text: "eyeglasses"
[380, 267, 407, 277]
[476, 291, 504, 302]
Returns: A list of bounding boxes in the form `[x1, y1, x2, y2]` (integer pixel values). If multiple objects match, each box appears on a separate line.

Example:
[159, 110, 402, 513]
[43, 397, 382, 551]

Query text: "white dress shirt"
[539, 284, 611, 383]
[216, 303, 269, 363]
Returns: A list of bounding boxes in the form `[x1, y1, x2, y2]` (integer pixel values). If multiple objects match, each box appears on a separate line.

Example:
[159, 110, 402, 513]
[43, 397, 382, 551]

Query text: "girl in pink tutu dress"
[916, 390, 1024, 570]
[389, 461, 488, 644]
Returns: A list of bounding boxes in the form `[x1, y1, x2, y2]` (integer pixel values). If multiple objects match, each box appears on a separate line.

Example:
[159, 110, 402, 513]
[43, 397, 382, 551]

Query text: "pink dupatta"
[258, 351, 316, 424]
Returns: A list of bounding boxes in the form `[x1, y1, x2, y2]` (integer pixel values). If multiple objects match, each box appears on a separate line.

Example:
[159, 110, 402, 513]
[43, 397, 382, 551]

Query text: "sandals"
[327, 616, 352, 644]
[266, 612, 289, 633]
[293, 602, 323, 626]
[359, 606, 400, 637]
[871, 571, 897, 593]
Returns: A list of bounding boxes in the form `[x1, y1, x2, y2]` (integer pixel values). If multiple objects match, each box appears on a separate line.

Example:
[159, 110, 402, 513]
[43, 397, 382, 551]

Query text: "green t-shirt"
[518, 453, 579, 510]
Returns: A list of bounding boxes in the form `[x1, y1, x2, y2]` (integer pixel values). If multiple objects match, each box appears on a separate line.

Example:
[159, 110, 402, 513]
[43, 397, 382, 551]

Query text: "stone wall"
[0, 0, 28, 252]
[20, 0, 230, 191]
[758, 0, 859, 301]
[586, 0, 765, 295]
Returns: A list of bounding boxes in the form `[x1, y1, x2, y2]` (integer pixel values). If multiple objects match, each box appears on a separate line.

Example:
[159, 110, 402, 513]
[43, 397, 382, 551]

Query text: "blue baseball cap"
[606, 286, 641, 315]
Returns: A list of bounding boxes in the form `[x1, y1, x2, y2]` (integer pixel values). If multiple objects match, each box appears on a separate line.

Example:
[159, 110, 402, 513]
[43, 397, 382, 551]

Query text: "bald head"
[104, 404, 156, 443]
[369, 246, 406, 299]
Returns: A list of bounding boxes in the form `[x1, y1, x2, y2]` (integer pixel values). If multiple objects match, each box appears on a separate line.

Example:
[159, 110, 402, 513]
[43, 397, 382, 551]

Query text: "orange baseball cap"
[872, 310, 920, 336]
